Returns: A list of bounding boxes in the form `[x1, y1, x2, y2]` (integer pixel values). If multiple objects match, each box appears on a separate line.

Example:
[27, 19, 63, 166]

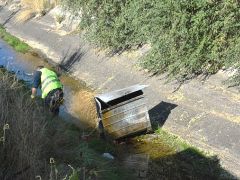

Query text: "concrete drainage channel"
[0, 39, 154, 179]
[0, 38, 152, 138]
[0, 39, 238, 179]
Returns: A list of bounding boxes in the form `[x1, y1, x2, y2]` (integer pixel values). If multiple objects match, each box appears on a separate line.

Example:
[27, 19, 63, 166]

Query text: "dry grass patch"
[16, 0, 57, 23]
[0, 70, 50, 179]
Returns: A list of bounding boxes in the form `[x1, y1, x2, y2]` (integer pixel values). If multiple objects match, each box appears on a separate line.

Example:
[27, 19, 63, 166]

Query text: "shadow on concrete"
[146, 147, 236, 179]
[2, 9, 19, 26]
[148, 101, 178, 130]
[60, 48, 85, 72]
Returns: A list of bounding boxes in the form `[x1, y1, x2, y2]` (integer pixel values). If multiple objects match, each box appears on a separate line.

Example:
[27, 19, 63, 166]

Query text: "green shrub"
[61, 0, 240, 82]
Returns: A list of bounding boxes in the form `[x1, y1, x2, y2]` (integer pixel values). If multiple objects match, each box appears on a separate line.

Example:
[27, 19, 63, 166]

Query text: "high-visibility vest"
[39, 68, 62, 99]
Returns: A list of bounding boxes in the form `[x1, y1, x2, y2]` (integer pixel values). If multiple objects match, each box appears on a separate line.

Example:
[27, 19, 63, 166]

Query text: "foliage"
[60, 0, 240, 82]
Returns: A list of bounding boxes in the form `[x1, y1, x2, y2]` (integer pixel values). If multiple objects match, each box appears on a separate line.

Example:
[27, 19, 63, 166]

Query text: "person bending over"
[31, 66, 64, 114]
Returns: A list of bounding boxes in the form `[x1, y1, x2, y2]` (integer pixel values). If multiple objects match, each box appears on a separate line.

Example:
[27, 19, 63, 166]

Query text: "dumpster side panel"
[102, 97, 151, 139]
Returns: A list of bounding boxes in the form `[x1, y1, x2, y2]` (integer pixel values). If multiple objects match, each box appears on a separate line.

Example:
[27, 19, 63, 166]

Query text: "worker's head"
[55, 65, 62, 74]
[36, 65, 44, 71]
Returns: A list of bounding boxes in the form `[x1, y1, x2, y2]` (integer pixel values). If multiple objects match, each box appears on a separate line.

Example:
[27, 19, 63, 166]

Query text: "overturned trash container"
[95, 85, 152, 139]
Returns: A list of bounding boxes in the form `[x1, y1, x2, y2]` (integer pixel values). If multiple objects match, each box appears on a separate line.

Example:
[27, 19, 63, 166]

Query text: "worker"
[31, 65, 64, 114]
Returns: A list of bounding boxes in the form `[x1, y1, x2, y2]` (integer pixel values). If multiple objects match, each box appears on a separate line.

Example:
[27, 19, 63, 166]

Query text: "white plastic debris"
[102, 153, 114, 160]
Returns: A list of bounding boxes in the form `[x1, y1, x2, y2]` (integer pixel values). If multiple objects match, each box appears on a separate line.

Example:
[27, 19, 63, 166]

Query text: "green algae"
[0, 25, 30, 53]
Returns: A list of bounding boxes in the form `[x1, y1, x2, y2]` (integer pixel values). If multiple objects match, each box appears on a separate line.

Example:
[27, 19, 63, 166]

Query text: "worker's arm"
[31, 70, 41, 98]
[31, 88, 37, 98]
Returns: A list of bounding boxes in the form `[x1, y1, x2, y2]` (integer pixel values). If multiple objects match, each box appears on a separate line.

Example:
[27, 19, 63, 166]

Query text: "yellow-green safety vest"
[39, 68, 62, 99]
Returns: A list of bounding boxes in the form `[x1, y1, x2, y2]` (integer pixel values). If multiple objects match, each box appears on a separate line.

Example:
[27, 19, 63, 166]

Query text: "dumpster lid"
[95, 84, 148, 103]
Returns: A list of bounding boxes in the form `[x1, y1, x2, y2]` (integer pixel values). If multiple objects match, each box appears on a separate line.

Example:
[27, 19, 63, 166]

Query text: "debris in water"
[102, 153, 114, 160]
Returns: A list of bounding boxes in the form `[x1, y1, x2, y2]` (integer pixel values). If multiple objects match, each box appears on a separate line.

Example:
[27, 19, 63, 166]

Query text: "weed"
[0, 124, 10, 145]
[0, 25, 30, 53]
[155, 128, 205, 155]
[55, 14, 65, 24]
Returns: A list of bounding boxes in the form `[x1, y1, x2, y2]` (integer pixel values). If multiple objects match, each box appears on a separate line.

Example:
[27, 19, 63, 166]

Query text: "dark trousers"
[45, 88, 64, 115]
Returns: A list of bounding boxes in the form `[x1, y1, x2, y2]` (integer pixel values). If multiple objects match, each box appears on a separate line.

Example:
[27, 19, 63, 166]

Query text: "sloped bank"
[0, 3, 240, 177]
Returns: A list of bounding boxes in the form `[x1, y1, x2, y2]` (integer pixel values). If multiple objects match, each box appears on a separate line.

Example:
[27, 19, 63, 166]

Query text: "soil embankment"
[0, 2, 239, 177]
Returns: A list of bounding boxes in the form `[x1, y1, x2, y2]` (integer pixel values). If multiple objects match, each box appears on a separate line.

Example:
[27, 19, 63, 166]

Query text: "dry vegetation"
[16, 0, 57, 23]
[0, 69, 128, 179]
[0, 70, 49, 179]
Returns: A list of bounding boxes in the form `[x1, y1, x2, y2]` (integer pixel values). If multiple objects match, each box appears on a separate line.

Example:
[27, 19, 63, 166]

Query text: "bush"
[0, 70, 49, 179]
[60, 0, 240, 82]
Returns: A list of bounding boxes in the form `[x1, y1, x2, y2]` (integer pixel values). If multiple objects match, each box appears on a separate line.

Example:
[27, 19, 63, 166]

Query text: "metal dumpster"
[95, 84, 152, 139]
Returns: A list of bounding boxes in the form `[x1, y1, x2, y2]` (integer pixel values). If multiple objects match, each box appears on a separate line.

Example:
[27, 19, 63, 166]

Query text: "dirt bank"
[0, 2, 239, 177]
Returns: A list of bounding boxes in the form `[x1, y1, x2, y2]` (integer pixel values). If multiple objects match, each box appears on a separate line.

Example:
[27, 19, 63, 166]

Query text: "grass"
[155, 128, 205, 155]
[0, 25, 30, 53]
[0, 68, 132, 180]
[55, 14, 65, 24]
[132, 128, 235, 179]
